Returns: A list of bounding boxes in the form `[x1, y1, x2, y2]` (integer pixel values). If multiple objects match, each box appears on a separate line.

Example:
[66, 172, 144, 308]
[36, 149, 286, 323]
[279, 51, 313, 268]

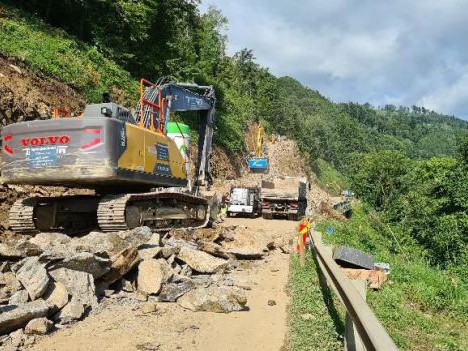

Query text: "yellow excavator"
[2, 79, 217, 234]
[248, 124, 269, 173]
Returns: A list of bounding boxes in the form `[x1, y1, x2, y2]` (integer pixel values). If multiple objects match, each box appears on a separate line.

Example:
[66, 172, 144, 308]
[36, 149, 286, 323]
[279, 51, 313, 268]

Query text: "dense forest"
[3, 0, 468, 270]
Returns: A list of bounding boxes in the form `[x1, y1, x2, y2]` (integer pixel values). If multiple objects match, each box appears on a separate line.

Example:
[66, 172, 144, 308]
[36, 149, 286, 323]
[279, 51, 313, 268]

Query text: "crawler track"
[9, 191, 210, 234]
[9, 198, 38, 234]
[98, 191, 210, 232]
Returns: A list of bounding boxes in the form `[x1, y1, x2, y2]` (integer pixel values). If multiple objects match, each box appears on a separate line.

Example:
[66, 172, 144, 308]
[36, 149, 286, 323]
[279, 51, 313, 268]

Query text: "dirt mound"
[0, 54, 88, 235]
[0, 54, 85, 125]
[211, 147, 243, 180]
[266, 138, 308, 178]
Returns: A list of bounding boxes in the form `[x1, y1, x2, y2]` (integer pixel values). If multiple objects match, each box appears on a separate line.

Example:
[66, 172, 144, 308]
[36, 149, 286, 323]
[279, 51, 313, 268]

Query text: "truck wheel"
[288, 213, 298, 221]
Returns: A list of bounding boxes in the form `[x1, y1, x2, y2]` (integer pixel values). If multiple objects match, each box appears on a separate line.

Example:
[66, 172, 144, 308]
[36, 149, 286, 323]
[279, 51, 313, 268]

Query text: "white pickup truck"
[227, 187, 262, 217]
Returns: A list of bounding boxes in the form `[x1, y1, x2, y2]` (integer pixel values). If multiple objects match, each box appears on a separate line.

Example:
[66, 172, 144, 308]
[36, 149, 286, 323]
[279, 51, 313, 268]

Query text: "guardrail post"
[345, 280, 367, 351]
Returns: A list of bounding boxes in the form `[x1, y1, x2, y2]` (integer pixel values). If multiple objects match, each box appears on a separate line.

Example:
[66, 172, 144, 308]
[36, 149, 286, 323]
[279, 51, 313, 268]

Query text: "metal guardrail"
[310, 232, 399, 351]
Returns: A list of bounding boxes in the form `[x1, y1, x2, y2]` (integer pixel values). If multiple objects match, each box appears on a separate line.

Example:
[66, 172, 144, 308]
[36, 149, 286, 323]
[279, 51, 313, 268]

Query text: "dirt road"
[31, 218, 295, 351]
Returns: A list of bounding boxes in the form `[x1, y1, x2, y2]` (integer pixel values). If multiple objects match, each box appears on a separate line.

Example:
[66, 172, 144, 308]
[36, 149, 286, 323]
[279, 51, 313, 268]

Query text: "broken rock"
[137, 259, 165, 295]
[0, 299, 52, 335]
[43, 281, 69, 311]
[49, 268, 97, 308]
[197, 241, 231, 259]
[3, 329, 25, 350]
[73, 232, 118, 254]
[138, 245, 162, 260]
[50, 252, 111, 279]
[24, 317, 53, 335]
[14, 257, 50, 301]
[178, 286, 247, 313]
[54, 301, 84, 324]
[8, 290, 29, 305]
[0, 272, 22, 300]
[99, 247, 140, 284]
[224, 248, 265, 260]
[141, 301, 158, 314]
[221, 228, 270, 260]
[159, 279, 194, 302]
[0, 240, 42, 259]
[177, 247, 228, 274]
[29, 232, 71, 250]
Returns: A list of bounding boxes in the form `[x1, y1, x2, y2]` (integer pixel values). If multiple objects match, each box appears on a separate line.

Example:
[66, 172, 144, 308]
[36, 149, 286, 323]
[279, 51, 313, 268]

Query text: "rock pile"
[0, 224, 285, 348]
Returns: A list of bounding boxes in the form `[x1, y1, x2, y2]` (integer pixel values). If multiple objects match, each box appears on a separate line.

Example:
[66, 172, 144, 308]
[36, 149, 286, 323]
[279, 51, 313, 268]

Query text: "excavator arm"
[136, 81, 216, 190]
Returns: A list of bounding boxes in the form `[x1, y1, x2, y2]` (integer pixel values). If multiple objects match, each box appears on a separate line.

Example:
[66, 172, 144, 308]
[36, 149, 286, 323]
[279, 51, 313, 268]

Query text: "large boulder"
[223, 248, 265, 259]
[177, 286, 247, 313]
[159, 278, 194, 302]
[99, 247, 141, 284]
[29, 232, 71, 250]
[194, 228, 221, 242]
[116, 226, 153, 247]
[72, 232, 120, 254]
[138, 245, 162, 260]
[0, 239, 42, 259]
[8, 290, 29, 305]
[0, 299, 52, 335]
[0, 272, 22, 300]
[13, 257, 50, 301]
[197, 241, 232, 259]
[49, 268, 97, 308]
[165, 238, 198, 251]
[24, 317, 53, 335]
[49, 252, 111, 278]
[53, 301, 85, 324]
[137, 259, 166, 295]
[43, 281, 69, 311]
[31, 233, 76, 261]
[177, 247, 228, 274]
[73, 227, 153, 255]
[221, 228, 270, 259]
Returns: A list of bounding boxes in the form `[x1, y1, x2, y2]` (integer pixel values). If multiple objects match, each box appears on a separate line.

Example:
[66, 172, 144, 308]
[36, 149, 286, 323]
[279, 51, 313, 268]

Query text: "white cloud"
[201, 0, 468, 119]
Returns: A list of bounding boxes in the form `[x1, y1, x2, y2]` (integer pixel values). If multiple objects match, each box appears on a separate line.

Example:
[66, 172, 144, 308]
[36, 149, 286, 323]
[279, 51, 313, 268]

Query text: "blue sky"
[201, 0, 468, 119]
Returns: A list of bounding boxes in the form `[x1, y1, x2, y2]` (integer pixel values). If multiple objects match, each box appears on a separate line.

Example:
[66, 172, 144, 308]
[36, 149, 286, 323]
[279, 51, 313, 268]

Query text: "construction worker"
[219, 192, 230, 221]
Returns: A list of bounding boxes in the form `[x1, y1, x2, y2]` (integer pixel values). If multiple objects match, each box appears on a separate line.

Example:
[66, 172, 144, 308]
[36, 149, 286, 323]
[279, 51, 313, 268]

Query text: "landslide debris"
[0, 223, 285, 347]
[0, 54, 85, 126]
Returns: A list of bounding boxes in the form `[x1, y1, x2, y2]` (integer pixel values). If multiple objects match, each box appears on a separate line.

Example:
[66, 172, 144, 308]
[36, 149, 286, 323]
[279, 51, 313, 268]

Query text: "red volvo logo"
[21, 135, 70, 147]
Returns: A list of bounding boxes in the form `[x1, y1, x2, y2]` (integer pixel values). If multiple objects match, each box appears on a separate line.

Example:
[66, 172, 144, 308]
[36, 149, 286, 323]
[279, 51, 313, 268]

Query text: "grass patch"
[313, 159, 349, 196]
[0, 5, 138, 104]
[287, 253, 343, 351]
[317, 204, 468, 350]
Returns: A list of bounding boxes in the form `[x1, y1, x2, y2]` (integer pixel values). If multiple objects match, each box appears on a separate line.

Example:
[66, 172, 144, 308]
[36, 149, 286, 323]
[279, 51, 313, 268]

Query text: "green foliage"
[288, 254, 343, 351]
[318, 206, 468, 350]
[347, 150, 410, 209]
[312, 159, 349, 195]
[389, 158, 468, 267]
[0, 5, 137, 103]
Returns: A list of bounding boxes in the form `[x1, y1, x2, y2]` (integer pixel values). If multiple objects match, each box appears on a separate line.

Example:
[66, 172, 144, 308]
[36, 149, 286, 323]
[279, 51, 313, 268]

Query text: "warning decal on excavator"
[156, 143, 169, 161]
[27, 146, 59, 168]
